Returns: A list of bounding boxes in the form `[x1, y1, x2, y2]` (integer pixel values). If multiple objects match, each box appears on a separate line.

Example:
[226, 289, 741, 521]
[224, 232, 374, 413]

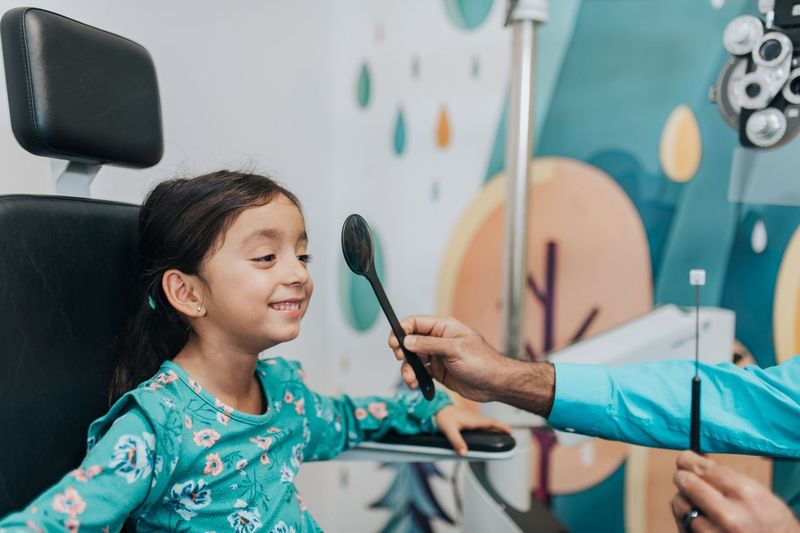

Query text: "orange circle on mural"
[439, 157, 653, 361]
[773, 224, 800, 365]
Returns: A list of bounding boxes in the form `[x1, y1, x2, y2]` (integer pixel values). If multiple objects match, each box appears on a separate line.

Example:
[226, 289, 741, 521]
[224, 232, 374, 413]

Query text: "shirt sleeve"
[547, 356, 800, 457]
[0, 408, 165, 532]
[274, 359, 452, 462]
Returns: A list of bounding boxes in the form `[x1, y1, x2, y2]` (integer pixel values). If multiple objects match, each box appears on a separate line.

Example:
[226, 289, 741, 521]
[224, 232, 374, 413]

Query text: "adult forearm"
[491, 359, 555, 417]
[546, 359, 800, 457]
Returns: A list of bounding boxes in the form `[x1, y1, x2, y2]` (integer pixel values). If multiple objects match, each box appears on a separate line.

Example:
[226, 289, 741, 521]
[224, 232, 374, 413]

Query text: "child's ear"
[162, 269, 207, 318]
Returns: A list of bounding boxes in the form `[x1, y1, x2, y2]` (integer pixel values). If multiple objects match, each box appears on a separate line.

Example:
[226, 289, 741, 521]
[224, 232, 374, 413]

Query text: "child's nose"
[283, 258, 310, 285]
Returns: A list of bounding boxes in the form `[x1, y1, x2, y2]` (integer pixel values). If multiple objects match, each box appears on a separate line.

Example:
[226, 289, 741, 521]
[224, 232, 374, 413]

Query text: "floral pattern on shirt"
[163, 479, 212, 521]
[108, 432, 156, 484]
[0, 357, 451, 532]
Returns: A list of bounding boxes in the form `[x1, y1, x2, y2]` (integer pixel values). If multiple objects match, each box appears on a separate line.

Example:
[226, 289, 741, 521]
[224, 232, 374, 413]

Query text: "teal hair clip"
[147, 295, 156, 310]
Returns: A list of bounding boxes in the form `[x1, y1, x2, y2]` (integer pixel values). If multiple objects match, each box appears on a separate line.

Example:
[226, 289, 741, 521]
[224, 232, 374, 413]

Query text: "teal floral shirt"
[0, 357, 451, 532]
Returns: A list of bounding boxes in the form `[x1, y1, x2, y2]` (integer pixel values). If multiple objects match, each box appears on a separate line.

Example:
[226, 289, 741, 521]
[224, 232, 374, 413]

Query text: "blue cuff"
[547, 363, 612, 435]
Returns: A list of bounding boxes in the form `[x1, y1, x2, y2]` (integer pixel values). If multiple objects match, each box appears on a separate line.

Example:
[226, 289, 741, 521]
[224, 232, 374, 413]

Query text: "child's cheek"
[305, 278, 315, 307]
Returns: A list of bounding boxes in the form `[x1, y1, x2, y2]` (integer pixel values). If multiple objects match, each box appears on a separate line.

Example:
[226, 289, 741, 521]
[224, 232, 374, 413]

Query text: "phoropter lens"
[790, 77, 800, 96]
[745, 82, 762, 97]
[759, 39, 783, 62]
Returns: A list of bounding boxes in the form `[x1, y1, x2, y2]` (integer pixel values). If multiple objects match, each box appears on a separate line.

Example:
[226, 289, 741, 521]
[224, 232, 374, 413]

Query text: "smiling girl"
[0, 171, 508, 533]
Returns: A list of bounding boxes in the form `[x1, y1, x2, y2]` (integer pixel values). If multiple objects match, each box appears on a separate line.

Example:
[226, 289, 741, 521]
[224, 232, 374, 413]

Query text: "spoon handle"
[368, 274, 436, 400]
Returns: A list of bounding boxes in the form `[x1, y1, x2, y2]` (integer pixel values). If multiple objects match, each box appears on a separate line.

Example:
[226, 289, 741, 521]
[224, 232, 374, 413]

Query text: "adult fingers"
[676, 451, 743, 497]
[392, 347, 404, 361]
[401, 362, 419, 390]
[672, 492, 692, 533]
[673, 470, 730, 527]
[403, 334, 457, 356]
[397, 315, 444, 337]
[672, 492, 722, 533]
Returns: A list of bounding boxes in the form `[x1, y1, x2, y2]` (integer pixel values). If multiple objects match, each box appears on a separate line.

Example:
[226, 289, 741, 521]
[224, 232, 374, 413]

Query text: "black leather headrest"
[0, 7, 163, 167]
[0, 195, 140, 514]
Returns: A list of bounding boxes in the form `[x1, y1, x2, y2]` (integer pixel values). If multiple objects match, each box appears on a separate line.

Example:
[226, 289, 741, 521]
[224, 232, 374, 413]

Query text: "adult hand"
[388, 315, 555, 415]
[672, 450, 800, 533]
[388, 315, 510, 402]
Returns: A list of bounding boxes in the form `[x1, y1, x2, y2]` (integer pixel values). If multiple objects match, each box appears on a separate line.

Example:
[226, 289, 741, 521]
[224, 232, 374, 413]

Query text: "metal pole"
[480, 0, 549, 518]
[502, 0, 546, 360]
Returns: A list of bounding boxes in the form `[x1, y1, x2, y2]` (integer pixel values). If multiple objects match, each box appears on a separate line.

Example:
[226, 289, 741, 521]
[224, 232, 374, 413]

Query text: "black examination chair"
[0, 7, 161, 516]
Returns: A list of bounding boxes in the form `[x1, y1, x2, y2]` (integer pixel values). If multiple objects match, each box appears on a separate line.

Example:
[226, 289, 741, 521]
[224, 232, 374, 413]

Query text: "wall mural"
[443, 0, 495, 30]
[343, 0, 798, 531]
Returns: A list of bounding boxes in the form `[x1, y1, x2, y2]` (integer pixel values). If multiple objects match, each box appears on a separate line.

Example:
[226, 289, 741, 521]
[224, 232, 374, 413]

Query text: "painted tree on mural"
[525, 242, 600, 361]
[526, 241, 599, 507]
[370, 461, 455, 533]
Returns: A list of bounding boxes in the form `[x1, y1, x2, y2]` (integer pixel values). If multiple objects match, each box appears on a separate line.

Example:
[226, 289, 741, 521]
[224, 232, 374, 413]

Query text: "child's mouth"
[268, 299, 303, 314]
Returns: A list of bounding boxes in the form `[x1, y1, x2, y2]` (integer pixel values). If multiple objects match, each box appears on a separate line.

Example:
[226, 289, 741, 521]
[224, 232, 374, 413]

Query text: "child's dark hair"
[109, 170, 301, 404]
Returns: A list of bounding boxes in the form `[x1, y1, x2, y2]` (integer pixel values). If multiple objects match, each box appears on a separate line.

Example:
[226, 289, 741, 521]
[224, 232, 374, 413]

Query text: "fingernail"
[404, 336, 416, 347]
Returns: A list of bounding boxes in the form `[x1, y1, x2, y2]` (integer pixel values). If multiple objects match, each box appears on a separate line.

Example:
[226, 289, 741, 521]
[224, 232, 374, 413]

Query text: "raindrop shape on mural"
[711, 0, 725, 8]
[339, 228, 385, 332]
[443, 0, 495, 30]
[436, 106, 451, 149]
[357, 63, 371, 109]
[374, 23, 385, 44]
[659, 104, 702, 182]
[411, 55, 421, 79]
[751, 218, 768, 254]
[471, 55, 480, 79]
[393, 107, 407, 155]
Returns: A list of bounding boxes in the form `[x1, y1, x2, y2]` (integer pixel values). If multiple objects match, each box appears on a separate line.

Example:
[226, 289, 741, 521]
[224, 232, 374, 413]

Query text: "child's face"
[198, 194, 313, 351]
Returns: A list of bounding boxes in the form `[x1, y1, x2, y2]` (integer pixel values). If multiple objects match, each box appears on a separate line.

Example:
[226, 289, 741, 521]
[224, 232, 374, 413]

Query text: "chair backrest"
[0, 7, 161, 516]
[0, 195, 139, 514]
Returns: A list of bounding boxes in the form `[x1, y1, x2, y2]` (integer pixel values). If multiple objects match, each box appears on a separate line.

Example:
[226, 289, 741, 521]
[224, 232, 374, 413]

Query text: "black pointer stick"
[341, 214, 436, 400]
[689, 269, 705, 453]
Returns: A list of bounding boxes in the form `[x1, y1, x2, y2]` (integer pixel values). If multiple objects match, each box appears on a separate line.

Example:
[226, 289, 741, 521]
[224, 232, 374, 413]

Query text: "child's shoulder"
[132, 365, 191, 408]
[87, 367, 186, 447]
[257, 355, 306, 382]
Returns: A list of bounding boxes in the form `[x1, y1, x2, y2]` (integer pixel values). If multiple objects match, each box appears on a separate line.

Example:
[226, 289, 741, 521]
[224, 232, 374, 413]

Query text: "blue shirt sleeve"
[547, 356, 800, 457]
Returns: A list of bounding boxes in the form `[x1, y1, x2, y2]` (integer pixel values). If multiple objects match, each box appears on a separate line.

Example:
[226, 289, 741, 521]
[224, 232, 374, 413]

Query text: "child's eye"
[298, 254, 312, 264]
[255, 254, 276, 263]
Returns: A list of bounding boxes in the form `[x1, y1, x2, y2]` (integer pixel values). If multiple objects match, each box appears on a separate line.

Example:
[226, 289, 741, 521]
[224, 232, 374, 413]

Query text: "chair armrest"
[337, 430, 516, 462]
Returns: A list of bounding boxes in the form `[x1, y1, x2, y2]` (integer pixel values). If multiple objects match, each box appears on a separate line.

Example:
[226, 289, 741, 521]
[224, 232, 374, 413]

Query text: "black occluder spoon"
[341, 214, 436, 400]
